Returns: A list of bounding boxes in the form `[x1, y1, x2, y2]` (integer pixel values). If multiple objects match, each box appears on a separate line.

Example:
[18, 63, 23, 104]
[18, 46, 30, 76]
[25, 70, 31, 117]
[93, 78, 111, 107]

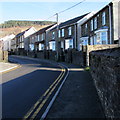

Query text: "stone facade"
[86, 44, 119, 66]
[81, 2, 114, 45]
[36, 51, 45, 59]
[63, 49, 85, 66]
[90, 47, 120, 119]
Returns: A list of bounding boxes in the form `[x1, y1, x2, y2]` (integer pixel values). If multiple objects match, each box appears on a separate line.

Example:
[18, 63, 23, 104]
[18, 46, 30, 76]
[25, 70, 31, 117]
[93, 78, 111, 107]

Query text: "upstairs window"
[68, 27, 72, 36]
[52, 32, 55, 39]
[58, 30, 61, 38]
[62, 29, 64, 37]
[38, 35, 40, 41]
[94, 17, 97, 29]
[41, 34, 44, 40]
[91, 19, 94, 31]
[102, 12, 106, 25]
[85, 24, 88, 34]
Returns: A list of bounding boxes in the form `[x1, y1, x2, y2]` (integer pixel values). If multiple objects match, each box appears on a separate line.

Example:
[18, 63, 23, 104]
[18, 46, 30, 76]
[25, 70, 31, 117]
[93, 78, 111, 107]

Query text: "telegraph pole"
[56, 13, 59, 61]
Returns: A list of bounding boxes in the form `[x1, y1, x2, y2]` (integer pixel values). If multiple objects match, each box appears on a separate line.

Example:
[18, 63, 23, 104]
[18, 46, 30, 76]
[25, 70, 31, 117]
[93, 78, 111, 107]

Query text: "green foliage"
[84, 67, 90, 71]
[0, 20, 56, 28]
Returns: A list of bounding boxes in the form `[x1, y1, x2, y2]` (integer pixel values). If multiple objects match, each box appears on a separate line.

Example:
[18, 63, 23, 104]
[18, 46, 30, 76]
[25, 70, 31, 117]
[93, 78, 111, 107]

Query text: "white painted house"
[0, 34, 15, 51]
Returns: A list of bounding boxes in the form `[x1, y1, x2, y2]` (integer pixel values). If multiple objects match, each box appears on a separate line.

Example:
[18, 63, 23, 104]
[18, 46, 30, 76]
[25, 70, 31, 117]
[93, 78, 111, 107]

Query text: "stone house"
[24, 24, 56, 52]
[15, 27, 36, 51]
[80, 0, 120, 47]
[58, 13, 88, 51]
[46, 24, 58, 51]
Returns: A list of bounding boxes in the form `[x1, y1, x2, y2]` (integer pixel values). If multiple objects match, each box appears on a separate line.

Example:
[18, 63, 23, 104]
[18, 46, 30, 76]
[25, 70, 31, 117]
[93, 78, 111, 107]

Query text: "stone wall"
[63, 49, 85, 66]
[36, 51, 44, 59]
[86, 44, 119, 66]
[90, 47, 120, 119]
[28, 51, 36, 58]
[48, 51, 56, 61]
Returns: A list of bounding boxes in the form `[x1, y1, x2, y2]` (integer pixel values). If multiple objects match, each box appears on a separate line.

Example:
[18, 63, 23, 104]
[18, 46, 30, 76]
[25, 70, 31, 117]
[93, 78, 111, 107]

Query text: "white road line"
[0, 65, 19, 73]
[41, 63, 69, 120]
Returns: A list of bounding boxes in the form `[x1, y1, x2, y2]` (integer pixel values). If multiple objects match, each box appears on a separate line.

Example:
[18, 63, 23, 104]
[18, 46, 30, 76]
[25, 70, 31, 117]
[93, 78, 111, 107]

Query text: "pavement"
[0, 62, 19, 73]
[2, 55, 105, 119]
[46, 63, 105, 119]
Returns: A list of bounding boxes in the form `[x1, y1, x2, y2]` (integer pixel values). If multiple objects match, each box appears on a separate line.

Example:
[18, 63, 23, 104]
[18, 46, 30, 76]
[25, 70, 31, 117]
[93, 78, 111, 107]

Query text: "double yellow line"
[23, 65, 66, 120]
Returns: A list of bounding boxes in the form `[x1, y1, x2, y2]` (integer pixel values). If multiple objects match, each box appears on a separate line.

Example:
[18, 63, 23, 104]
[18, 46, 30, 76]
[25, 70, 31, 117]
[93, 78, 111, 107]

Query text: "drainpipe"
[109, 4, 112, 44]
[74, 24, 77, 49]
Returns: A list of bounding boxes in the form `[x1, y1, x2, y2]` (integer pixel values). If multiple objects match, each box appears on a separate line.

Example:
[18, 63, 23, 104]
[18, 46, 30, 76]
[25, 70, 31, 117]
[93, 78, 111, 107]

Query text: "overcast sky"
[0, 0, 112, 24]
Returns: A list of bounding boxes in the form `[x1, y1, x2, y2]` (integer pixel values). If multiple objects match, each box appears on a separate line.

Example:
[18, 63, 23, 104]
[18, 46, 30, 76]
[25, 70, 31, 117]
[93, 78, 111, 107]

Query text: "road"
[2, 56, 67, 119]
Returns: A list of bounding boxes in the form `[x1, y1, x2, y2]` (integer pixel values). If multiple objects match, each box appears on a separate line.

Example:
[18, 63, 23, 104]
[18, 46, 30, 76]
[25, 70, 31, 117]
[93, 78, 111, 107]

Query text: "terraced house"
[46, 24, 57, 51]
[15, 27, 36, 52]
[24, 24, 56, 58]
[58, 13, 88, 51]
[80, 0, 120, 46]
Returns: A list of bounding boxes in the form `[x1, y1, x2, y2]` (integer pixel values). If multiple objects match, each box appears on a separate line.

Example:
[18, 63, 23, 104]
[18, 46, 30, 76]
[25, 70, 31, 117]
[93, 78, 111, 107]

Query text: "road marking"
[30, 66, 66, 119]
[1, 65, 21, 74]
[38, 67, 62, 71]
[68, 68, 84, 71]
[41, 63, 69, 119]
[23, 65, 64, 120]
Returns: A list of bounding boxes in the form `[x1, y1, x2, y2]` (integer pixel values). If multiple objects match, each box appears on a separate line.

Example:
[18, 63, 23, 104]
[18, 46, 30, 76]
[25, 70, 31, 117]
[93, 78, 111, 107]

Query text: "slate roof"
[36, 23, 56, 35]
[59, 13, 89, 28]
[49, 13, 89, 31]
[16, 28, 31, 38]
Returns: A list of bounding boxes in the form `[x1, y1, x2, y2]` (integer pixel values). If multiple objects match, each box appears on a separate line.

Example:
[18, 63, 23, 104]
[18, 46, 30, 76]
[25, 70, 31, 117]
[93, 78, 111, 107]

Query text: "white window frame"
[62, 29, 64, 37]
[21, 42, 24, 48]
[101, 31, 108, 44]
[95, 29, 108, 45]
[68, 27, 72, 36]
[94, 35, 97, 45]
[94, 17, 97, 29]
[49, 41, 56, 51]
[65, 39, 73, 50]
[58, 30, 61, 38]
[29, 44, 34, 51]
[85, 24, 88, 34]
[90, 36, 94, 45]
[102, 12, 106, 25]
[61, 41, 64, 49]
[52, 32, 55, 39]
[38, 35, 40, 41]
[39, 43, 44, 50]
[91, 19, 94, 31]
[41, 34, 44, 40]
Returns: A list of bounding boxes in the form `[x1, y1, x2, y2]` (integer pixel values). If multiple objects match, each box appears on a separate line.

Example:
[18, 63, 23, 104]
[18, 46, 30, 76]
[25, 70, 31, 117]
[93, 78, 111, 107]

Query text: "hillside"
[0, 20, 56, 28]
[0, 20, 56, 38]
